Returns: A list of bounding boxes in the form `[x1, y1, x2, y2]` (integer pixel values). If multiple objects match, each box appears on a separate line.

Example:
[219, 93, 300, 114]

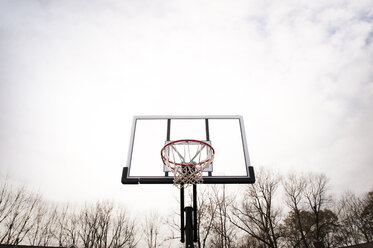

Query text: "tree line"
[0, 169, 372, 248]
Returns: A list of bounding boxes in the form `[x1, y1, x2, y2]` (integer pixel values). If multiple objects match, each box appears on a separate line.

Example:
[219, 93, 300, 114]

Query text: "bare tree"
[336, 191, 363, 246]
[27, 202, 58, 246]
[142, 212, 163, 248]
[77, 201, 137, 248]
[336, 190, 373, 246]
[52, 204, 79, 247]
[0, 178, 41, 245]
[282, 173, 337, 247]
[163, 214, 181, 245]
[0, 178, 139, 247]
[229, 168, 282, 248]
[282, 173, 310, 248]
[196, 187, 217, 248]
[303, 173, 331, 242]
[0, 178, 12, 226]
[209, 185, 237, 248]
[236, 235, 267, 248]
[109, 208, 137, 248]
[282, 208, 338, 248]
[360, 190, 373, 242]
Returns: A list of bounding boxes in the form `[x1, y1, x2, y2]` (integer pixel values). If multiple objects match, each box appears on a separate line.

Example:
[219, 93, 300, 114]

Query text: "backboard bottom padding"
[121, 167, 255, 184]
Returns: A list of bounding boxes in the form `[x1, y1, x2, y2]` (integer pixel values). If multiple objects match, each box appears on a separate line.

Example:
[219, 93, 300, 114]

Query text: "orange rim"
[161, 139, 215, 169]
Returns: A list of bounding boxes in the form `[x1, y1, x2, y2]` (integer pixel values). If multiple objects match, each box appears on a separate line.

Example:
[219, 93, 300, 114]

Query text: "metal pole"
[193, 184, 198, 242]
[165, 119, 171, 177]
[185, 207, 194, 248]
[180, 186, 185, 243]
[205, 119, 212, 177]
[167, 119, 171, 141]
[205, 118, 210, 141]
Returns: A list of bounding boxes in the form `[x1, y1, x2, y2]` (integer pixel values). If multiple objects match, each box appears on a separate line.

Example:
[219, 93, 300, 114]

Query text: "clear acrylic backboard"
[121, 116, 255, 184]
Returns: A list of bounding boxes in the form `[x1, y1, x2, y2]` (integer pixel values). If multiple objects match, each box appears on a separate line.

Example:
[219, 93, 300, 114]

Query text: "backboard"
[121, 116, 255, 184]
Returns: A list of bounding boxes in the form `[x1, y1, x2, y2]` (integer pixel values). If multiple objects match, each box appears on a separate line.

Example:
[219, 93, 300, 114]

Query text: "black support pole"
[167, 119, 171, 141]
[205, 118, 210, 141]
[165, 119, 171, 177]
[180, 186, 185, 243]
[193, 184, 198, 242]
[205, 119, 212, 177]
[185, 207, 194, 248]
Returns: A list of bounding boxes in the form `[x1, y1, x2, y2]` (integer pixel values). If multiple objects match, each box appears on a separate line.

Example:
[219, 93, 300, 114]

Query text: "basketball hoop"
[161, 139, 215, 188]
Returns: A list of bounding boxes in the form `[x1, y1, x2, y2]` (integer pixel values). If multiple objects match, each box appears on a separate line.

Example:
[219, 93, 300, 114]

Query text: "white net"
[161, 140, 215, 188]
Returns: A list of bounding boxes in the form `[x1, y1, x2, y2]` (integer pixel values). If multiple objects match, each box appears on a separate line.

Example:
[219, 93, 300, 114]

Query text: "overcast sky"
[1, 0, 373, 214]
